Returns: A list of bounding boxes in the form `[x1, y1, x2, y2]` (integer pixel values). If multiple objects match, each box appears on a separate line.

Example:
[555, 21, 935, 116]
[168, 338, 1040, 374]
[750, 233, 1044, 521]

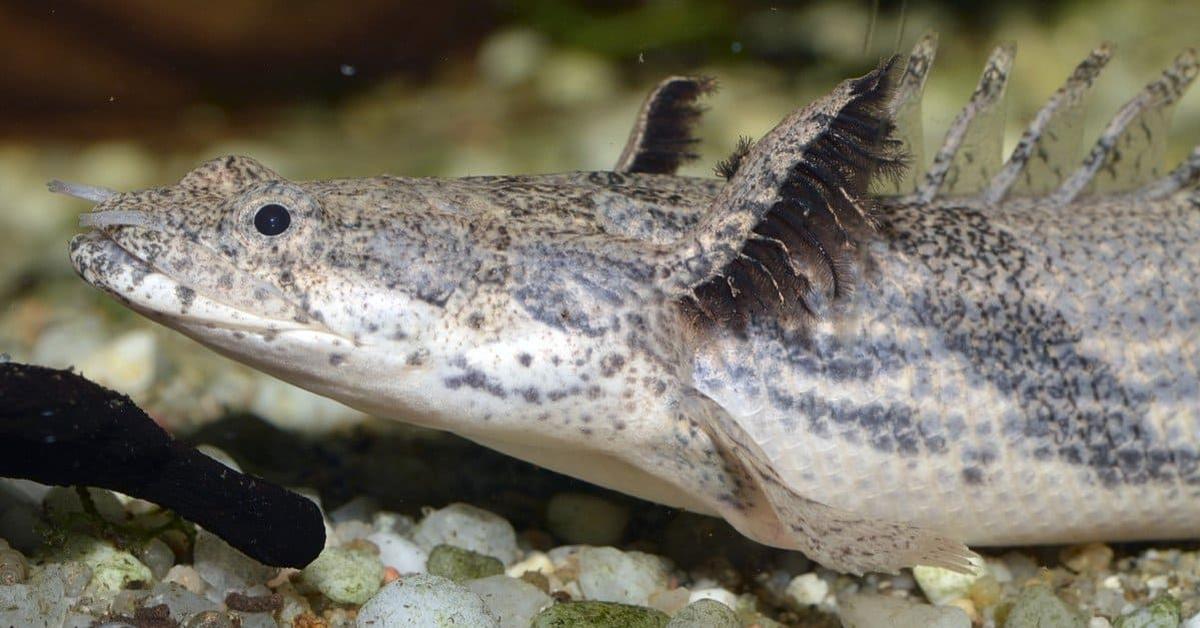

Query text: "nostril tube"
[47, 179, 118, 202]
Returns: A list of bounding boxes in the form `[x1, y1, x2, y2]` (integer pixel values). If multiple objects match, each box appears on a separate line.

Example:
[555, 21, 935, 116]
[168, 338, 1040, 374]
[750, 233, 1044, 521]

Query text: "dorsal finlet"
[916, 43, 1016, 202]
[615, 76, 716, 175]
[1052, 48, 1199, 205]
[984, 43, 1114, 204]
[876, 31, 938, 195]
[1136, 145, 1200, 199]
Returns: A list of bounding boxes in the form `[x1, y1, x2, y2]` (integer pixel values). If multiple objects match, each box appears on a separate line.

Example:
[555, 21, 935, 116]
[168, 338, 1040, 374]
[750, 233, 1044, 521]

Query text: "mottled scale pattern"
[721, 191, 1200, 546]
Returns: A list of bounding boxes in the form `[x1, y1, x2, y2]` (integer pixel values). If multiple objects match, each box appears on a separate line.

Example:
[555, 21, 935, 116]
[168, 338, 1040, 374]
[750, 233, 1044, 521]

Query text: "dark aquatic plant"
[0, 361, 324, 568]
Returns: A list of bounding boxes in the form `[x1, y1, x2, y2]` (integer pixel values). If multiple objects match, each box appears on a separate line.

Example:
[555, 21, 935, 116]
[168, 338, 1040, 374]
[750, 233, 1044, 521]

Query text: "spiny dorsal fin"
[1053, 48, 1199, 204]
[659, 59, 903, 334]
[877, 31, 938, 195]
[615, 76, 716, 174]
[1137, 145, 1200, 199]
[916, 43, 1016, 202]
[985, 44, 1113, 203]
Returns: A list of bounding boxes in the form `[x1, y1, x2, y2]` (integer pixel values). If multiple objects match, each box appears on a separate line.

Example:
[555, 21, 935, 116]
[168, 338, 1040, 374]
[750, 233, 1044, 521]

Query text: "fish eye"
[253, 203, 291, 236]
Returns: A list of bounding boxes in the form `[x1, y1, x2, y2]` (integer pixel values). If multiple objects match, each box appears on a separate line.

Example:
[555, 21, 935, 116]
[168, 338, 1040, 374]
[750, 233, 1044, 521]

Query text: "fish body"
[64, 37, 1200, 573]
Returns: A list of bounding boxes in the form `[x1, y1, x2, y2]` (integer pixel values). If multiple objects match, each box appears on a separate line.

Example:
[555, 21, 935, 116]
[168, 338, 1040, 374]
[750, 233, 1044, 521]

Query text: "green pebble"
[1004, 584, 1085, 628]
[668, 599, 740, 627]
[1113, 595, 1182, 628]
[55, 535, 151, 594]
[301, 546, 384, 605]
[532, 601, 670, 628]
[425, 544, 503, 582]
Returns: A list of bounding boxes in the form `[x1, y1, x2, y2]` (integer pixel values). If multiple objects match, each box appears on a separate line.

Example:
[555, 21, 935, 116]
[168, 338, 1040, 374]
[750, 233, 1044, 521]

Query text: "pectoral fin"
[656, 59, 904, 337]
[679, 391, 978, 575]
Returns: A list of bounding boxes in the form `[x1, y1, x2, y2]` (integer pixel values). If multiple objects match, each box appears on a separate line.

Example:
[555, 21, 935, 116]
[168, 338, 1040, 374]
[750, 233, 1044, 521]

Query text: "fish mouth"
[69, 229, 325, 338]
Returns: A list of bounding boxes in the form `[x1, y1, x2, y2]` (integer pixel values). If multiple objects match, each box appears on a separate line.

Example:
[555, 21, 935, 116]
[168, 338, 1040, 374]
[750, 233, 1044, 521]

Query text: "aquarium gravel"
[1, 469, 1199, 627]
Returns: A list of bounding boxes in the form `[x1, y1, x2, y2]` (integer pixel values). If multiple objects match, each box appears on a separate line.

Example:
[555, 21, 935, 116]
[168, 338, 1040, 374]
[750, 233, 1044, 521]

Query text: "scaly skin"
[62, 46, 1200, 573]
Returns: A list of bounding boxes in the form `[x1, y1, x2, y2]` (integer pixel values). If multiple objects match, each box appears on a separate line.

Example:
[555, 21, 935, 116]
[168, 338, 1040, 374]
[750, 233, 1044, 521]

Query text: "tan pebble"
[1062, 543, 1114, 573]
[968, 574, 1002, 608]
[382, 566, 400, 584]
[267, 567, 299, 588]
[163, 564, 206, 594]
[507, 550, 554, 578]
[0, 549, 28, 585]
[520, 570, 551, 593]
[292, 612, 330, 628]
[185, 610, 234, 628]
[343, 538, 380, 555]
[648, 586, 691, 614]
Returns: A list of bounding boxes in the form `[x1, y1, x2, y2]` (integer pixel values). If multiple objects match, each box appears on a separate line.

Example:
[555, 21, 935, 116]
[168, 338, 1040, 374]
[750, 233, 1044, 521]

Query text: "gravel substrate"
[1, 431, 1197, 627]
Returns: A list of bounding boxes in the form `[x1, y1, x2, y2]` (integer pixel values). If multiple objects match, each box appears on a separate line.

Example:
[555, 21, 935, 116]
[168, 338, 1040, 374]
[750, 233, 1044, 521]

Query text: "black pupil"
[254, 203, 291, 236]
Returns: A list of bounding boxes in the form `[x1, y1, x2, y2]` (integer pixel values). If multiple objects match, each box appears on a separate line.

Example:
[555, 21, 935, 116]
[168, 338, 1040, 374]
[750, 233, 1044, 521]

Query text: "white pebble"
[985, 558, 1013, 584]
[193, 529, 276, 595]
[76, 330, 158, 396]
[649, 587, 692, 615]
[786, 572, 830, 606]
[368, 531, 428, 574]
[576, 546, 670, 606]
[467, 575, 551, 628]
[55, 536, 151, 595]
[546, 545, 585, 569]
[163, 564, 207, 594]
[356, 573, 498, 627]
[1088, 617, 1112, 628]
[331, 496, 379, 524]
[0, 567, 67, 628]
[372, 511, 416, 536]
[145, 581, 218, 623]
[251, 376, 366, 434]
[233, 611, 277, 628]
[1182, 611, 1200, 628]
[689, 586, 739, 609]
[335, 520, 376, 543]
[413, 503, 519, 566]
[136, 537, 175, 580]
[43, 486, 126, 524]
[110, 589, 150, 616]
[41, 561, 92, 598]
[913, 557, 984, 606]
[838, 593, 971, 628]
